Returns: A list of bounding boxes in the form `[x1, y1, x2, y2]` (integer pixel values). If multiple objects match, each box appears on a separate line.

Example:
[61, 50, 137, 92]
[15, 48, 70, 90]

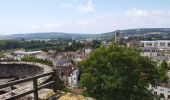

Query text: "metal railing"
[0, 71, 57, 100]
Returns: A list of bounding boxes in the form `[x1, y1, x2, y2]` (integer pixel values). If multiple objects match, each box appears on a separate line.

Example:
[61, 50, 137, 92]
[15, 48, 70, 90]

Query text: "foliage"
[63, 87, 71, 92]
[0, 40, 97, 52]
[158, 60, 169, 83]
[21, 56, 52, 66]
[0, 52, 5, 58]
[52, 73, 65, 90]
[160, 60, 168, 69]
[78, 43, 164, 100]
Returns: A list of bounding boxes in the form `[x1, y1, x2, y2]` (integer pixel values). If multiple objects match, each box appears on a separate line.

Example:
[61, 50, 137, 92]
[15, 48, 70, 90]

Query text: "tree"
[78, 43, 165, 100]
[0, 52, 4, 58]
[160, 60, 168, 70]
[21, 56, 53, 66]
[158, 60, 169, 83]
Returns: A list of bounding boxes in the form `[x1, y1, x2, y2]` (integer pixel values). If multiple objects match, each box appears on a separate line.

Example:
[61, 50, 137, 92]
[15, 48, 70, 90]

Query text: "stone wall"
[0, 62, 52, 99]
[0, 64, 43, 78]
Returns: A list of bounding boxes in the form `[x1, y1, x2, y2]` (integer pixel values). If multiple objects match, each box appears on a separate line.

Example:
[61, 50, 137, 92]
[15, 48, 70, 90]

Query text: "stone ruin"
[0, 62, 52, 99]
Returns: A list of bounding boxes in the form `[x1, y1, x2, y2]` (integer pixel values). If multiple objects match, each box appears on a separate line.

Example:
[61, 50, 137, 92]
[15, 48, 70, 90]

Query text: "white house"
[85, 48, 92, 55]
[68, 69, 79, 87]
[140, 40, 170, 59]
[14, 50, 42, 60]
[36, 52, 52, 61]
[149, 84, 170, 99]
[140, 40, 170, 50]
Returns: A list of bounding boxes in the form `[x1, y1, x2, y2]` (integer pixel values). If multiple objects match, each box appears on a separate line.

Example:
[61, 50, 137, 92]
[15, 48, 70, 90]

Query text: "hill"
[0, 32, 99, 40]
[1, 28, 170, 40]
[103, 28, 170, 37]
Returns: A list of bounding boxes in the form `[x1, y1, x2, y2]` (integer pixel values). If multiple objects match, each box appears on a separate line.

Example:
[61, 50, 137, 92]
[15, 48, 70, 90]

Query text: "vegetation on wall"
[21, 56, 53, 66]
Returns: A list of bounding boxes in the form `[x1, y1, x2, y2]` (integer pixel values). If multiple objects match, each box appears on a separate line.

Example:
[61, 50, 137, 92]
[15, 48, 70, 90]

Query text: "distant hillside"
[1, 28, 170, 40]
[0, 32, 99, 40]
[103, 28, 170, 37]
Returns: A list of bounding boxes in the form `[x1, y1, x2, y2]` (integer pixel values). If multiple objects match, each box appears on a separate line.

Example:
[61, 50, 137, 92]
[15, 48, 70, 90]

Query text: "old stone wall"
[0, 64, 43, 78]
[0, 62, 52, 100]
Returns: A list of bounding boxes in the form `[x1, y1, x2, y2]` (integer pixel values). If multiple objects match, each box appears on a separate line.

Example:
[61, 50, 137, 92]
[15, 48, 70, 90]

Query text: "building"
[14, 50, 43, 60]
[140, 40, 170, 50]
[115, 30, 121, 43]
[140, 40, 170, 60]
[36, 52, 52, 61]
[54, 59, 79, 87]
[149, 83, 170, 99]
[55, 58, 73, 67]
[68, 69, 79, 87]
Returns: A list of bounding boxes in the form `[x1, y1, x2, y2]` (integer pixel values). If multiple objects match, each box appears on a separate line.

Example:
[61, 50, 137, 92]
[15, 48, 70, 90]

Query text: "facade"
[36, 52, 52, 61]
[140, 40, 170, 50]
[67, 52, 84, 62]
[149, 84, 170, 99]
[14, 50, 42, 60]
[140, 40, 170, 60]
[68, 69, 79, 87]
[115, 30, 121, 43]
[55, 58, 73, 67]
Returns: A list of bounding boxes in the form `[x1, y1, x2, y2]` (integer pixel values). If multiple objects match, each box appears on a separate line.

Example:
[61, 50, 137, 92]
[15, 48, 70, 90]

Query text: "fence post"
[33, 78, 38, 100]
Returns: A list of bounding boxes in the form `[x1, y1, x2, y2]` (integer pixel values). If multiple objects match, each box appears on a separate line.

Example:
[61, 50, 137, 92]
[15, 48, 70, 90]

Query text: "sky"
[0, 0, 170, 35]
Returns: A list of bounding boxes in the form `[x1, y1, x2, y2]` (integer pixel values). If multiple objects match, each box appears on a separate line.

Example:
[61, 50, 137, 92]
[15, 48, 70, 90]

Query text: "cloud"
[28, 9, 170, 34]
[31, 25, 40, 29]
[45, 22, 63, 28]
[61, 2, 74, 8]
[76, 19, 96, 29]
[30, 22, 63, 32]
[126, 8, 148, 17]
[119, 8, 170, 28]
[60, 0, 96, 14]
[78, 0, 96, 13]
[125, 8, 170, 17]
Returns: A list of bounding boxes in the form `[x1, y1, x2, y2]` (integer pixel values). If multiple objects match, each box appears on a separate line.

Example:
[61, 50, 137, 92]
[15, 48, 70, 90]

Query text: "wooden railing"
[0, 71, 57, 100]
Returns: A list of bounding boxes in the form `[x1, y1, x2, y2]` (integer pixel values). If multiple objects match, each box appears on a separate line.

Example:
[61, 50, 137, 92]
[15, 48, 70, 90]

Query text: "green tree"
[21, 56, 52, 66]
[158, 60, 169, 83]
[0, 52, 4, 58]
[79, 43, 164, 100]
[160, 60, 168, 69]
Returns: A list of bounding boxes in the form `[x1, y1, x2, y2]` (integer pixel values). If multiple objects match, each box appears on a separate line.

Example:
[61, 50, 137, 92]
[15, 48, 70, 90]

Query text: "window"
[168, 42, 170, 47]
[152, 49, 155, 52]
[168, 95, 170, 99]
[160, 93, 165, 98]
[140, 43, 144, 47]
[154, 91, 157, 95]
[160, 42, 166, 47]
[146, 42, 153, 46]
[152, 85, 157, 89]
[160, 89, 164, 91]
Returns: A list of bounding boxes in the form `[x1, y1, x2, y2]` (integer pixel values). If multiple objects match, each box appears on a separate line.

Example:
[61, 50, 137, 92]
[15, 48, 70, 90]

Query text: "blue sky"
[0, 0, 170, 35]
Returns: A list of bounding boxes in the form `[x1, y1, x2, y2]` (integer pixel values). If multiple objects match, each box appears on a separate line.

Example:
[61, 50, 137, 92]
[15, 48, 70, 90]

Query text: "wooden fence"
[0, 71, 57, 100]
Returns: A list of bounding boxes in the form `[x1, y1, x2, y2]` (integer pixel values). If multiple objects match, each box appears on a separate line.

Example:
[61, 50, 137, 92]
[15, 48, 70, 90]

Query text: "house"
[36, 52, 52, 61]
[67, 52, 84, 62]
[53, 57, 79, 87]
[140, 40, 170, 50]
[140, 40, 170, 61]
[126, 41, 139, 48]
[68, 69, 79, 87]
[149, 83, 170, 99]
[55, 58, 73, 67]
[14, 50, 42, 60]
[84, 48, 92, 55]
